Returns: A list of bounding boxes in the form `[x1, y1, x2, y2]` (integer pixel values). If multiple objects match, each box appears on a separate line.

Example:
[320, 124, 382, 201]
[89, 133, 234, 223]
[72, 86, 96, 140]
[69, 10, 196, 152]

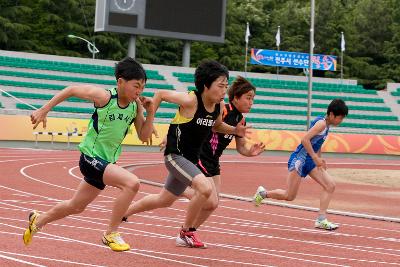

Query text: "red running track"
[0, 148, 399, 266]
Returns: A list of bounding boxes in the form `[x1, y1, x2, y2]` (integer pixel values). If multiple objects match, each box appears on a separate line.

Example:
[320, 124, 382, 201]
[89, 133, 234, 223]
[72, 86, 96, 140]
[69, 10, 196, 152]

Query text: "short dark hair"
[327, 99, 348, 117]
[228, 76, 256, 102]
[115, 57, 147, 82]
[194, 60, 229, 94]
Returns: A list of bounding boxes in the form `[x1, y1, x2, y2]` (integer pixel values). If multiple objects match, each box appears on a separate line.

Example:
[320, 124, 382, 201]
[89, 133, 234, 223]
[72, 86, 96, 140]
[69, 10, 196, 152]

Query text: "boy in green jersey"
[23, 57, 154, 251]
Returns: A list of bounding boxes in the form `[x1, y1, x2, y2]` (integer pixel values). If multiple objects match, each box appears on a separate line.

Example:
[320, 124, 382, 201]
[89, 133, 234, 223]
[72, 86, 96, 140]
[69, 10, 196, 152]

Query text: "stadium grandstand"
[1, 50, 399, 136]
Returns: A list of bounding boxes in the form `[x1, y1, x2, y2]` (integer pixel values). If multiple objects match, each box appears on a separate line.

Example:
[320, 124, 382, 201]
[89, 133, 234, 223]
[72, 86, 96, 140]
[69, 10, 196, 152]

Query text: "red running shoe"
[176, 229, 207, 249]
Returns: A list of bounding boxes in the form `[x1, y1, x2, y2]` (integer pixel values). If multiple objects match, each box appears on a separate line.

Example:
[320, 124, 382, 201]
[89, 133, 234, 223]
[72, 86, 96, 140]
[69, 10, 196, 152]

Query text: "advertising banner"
[250, 48, 337, 71]
[1, 115, 398, 155]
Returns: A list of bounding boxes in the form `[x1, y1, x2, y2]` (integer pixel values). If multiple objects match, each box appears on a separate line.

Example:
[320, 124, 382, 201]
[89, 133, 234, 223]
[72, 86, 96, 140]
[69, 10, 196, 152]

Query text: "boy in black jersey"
[122, 60, 249, 248]
[179, 76, 265, 237]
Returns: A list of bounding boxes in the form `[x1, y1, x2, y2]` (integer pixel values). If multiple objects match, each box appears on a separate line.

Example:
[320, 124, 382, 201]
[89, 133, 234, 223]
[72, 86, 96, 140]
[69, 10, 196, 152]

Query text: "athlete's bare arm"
[134, 96, 155, 142]
[30, 85, 109, 129]
[301, 120, 327, 170]
[213, 103, 250, 137]
[235, 137, 265, 157]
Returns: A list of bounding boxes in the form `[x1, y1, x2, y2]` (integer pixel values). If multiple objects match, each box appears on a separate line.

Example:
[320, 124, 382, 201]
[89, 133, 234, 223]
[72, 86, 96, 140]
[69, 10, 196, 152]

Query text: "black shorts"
[197, 157, 220, 177]
[79, 153, 109, 190]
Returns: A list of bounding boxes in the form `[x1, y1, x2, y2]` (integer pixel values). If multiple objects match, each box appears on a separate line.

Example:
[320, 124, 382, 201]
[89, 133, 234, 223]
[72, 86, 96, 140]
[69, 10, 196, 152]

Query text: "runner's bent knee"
[192, 175, 212, 198]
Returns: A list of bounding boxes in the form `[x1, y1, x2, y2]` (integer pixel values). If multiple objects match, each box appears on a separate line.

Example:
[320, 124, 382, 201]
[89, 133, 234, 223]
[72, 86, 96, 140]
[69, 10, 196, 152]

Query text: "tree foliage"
[0, 0, 398, 88]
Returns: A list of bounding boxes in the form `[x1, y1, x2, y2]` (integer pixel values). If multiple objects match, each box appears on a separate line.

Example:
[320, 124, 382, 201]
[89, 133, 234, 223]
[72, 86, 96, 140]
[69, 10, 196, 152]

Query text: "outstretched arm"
[212, 103, 251, 137]
[152, 90, 195, 113]
[235, 136, 265, 157]
[30, 85, 109, 129]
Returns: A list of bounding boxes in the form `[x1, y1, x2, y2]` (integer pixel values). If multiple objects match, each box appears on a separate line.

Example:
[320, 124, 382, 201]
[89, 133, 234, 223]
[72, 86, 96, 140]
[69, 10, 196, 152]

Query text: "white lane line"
[4, 216, 347, 267]
[2, 179, 399, 254]
[20, 160, 81, 191]
[1, 177, 399, 246]
[1, 231, 273, 267]
[218, 204, 400, 231]
[72, 215, 400, 264]
[4, 216, 400, 267]
[2, 203, 400, 266]
[17, 161, 398, 233]
[0, 216, 276, 266]
[0, 157, 76, 163]
[0, 253, 46, 267]
[0, 250, 107, 267]
[2, 223, 207, 267]
[135, 212, 400, 256]
[128, 164, 400, 231]
[3, 159, 400, 266]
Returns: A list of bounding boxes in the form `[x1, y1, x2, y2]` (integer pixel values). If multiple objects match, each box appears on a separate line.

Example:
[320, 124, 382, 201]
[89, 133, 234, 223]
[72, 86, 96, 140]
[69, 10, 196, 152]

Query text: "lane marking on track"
[0, 253, 45, 267]
[126, 162, 400, 224]
[1, 159, 398, 266]
[0, 179, 400, 244]
[1, 231, 273, 267]
[1, 218, 347, 267]
[1, 200, 400, 265]
[1, 172, 400, 238]
[2, 223, 208, 267]
[0, 157, 76, 163]
[3, 214, 399, 266]
[0, 250, 107, 267]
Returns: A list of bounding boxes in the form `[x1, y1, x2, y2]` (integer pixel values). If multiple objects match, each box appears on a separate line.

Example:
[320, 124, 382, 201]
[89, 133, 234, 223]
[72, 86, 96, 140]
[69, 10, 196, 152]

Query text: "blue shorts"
[288, 153, 316, 178]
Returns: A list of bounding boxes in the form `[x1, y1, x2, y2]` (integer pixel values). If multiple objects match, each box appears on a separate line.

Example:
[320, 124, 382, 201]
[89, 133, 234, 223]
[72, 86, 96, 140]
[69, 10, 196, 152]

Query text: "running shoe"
[176, 229, 207, 249]
[315, 219, 339, 231]
[23, 210, 40, 245]
[102, 232, 130, 251]
[253, 186, 266, 206]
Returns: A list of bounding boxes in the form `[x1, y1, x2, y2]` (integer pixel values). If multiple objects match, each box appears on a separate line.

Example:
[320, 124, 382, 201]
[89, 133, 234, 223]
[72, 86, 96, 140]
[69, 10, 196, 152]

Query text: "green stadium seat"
[175, 71, 376, 95]
[0, 56, 165, 80]
[391, 91, 400, 97]
[2, 91, 88, 103]
[249, 107, 397, 121]
[245, 116, 400, 131]
[16, 103, 94, 114]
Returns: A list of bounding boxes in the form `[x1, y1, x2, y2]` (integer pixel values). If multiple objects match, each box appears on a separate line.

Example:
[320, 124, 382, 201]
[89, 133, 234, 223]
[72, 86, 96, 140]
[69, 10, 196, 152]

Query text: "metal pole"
[277, 45, 280, 76]
[92, 40, 95, 59]
[244, 42, 249, 77]
[341, 49, 344, 82]
[277, 26, 280, 76]
[128, 35, 136, 58]
[68, 34, 99, 59]
[306, 0, 315, 130]
[182, 41, 191, 67]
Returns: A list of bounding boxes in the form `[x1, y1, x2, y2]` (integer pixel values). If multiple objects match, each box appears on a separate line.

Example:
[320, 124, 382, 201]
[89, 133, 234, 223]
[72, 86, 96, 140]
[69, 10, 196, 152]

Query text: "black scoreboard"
[95, 0, 226, 43]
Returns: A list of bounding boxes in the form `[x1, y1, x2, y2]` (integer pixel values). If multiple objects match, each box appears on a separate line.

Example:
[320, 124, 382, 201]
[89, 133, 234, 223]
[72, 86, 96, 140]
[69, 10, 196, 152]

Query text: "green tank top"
[79, 87, 137, 163]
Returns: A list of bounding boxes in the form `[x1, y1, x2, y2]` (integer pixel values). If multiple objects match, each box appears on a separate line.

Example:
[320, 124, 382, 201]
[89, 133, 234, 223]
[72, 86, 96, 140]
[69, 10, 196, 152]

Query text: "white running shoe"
[253, 186, 266, 207]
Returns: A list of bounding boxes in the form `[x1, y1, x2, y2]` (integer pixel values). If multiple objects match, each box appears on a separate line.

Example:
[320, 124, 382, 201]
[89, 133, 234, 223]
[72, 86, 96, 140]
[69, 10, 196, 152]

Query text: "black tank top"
[164, 91, 221, 164]
[200, 103, 244, 163]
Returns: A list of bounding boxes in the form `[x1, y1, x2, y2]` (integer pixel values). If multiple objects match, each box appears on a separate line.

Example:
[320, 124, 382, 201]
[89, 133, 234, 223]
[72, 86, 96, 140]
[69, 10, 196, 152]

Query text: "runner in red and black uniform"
[178, 76, 265, 244]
